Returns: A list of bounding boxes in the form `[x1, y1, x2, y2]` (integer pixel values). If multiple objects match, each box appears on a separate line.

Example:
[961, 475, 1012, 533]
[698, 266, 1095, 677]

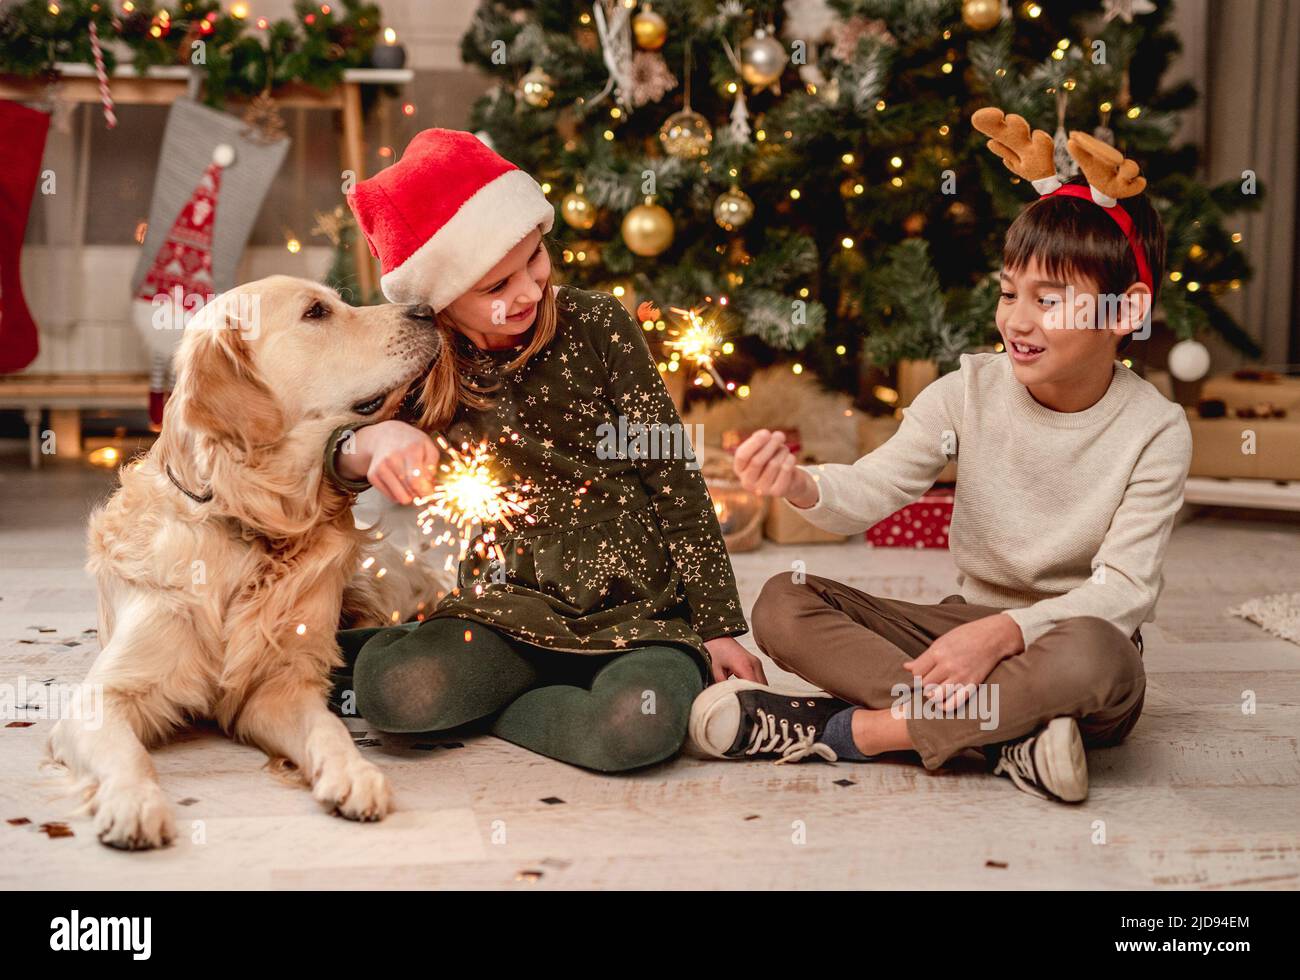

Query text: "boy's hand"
[338, 420, 440, 505]
[705, 636, 768, 684]
[902, 613, 1026, 712]
[733, 429, 819, 509]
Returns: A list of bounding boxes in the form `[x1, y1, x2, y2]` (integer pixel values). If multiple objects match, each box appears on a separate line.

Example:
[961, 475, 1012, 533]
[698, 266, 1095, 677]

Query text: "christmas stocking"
[131, 98, 289, 423]
[0, 102, 51, 374]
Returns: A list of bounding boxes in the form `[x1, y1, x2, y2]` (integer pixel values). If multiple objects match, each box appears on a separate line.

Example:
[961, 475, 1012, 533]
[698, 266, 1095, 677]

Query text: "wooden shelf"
[0, 373, 151, 468]
[1183, 476, 1300, 512]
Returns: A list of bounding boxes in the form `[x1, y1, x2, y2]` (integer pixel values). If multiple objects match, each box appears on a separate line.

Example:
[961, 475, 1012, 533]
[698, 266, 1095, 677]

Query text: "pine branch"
[846, 38, 894, 115]
[745, 231, 821, 290]
[736, 289, 827, 349]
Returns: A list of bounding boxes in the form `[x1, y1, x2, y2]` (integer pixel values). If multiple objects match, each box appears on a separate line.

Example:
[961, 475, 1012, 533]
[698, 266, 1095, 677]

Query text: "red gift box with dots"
[865, 487, 954, 549]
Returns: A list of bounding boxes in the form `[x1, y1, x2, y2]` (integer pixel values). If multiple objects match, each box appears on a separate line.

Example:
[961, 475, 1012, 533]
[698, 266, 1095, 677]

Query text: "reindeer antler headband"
[971, 106, 1153, 292]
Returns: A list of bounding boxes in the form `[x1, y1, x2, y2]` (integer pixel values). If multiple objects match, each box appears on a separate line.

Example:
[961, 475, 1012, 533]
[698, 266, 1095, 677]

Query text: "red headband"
[1042, 183, 1153, 293]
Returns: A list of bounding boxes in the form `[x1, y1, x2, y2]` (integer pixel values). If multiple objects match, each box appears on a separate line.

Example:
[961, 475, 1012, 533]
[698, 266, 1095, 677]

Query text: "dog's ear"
[173, 295, 284, 452]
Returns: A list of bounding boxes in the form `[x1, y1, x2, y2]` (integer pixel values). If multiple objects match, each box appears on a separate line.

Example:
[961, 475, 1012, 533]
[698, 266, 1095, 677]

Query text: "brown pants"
[751, 573, 1147, 770]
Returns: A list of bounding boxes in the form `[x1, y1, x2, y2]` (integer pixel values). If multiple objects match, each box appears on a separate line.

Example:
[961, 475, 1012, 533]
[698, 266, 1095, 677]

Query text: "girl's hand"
[902, 613, 1026, 713]
[705, 636, 768, 684]
[338, 420, 440, 505]
[733, 429, 819, 509]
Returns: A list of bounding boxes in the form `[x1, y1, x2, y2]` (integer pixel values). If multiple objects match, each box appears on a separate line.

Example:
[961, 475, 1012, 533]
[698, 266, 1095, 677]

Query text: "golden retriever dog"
[45, 275, 442, 850]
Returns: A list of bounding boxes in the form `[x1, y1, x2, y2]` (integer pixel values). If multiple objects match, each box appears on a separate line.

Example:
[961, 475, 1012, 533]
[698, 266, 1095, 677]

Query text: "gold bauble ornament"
[560, 185, 597, 230]
[659, 109, 713, 158]
[902, 211, 927, 237]
[740, 28, 788, 88]
[962, 0, 1002, 31]
[713, 186, 755, 231]
[632, 5, 668, 51]
[519, 67, 555, 108]
[622, 200, 674, 256]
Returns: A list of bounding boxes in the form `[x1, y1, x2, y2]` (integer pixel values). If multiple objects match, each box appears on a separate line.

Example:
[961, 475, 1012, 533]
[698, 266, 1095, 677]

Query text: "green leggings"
[332, 619, 704, 773]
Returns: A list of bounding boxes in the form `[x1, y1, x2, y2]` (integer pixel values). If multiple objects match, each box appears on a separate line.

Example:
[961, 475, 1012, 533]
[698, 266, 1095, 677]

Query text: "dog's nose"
[404, 304, 435, 323]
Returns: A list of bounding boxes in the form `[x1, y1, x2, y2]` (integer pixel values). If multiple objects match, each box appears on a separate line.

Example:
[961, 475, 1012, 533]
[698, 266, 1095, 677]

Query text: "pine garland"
[0, 0, 385, 107]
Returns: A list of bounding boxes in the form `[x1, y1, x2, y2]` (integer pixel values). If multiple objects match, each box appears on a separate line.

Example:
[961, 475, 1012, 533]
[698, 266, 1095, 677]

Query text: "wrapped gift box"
[865, 487, 954, 549]
[1185, 407, 1300, 480]
[765, 497, 848, 544]
[1201, 371, 1300, 415]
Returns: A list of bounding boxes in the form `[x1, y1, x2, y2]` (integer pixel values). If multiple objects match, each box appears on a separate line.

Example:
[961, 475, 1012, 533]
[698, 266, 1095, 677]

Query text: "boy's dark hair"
[1003, 174, 1166, 354]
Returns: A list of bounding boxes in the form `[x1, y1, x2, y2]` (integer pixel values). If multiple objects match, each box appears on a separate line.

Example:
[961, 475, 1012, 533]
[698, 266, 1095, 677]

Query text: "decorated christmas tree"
[460, 0, 1261, 405]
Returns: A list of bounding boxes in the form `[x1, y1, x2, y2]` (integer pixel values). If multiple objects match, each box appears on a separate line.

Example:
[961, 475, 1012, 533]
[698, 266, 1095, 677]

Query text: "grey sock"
[821, 706, 873, 761]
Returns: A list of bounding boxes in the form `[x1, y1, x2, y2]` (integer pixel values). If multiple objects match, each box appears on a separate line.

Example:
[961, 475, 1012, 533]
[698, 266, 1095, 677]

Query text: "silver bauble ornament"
[741, 29, 788, 88]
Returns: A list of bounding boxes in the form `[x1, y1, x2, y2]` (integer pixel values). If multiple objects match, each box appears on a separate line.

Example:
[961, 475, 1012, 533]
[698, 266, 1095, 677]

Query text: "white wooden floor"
[2, 459, 1298, 890]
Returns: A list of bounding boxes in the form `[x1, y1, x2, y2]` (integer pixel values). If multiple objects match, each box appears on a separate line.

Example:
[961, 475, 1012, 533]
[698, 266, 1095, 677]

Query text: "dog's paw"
[312, 756, 392, 822]
[93, 782, 176, 851]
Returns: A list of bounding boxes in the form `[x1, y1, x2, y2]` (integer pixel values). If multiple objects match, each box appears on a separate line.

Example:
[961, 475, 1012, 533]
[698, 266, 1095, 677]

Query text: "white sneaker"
[990, 716, 1088, 802]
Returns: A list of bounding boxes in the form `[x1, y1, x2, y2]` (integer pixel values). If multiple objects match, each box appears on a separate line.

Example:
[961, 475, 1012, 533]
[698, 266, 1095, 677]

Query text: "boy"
[689, 142, 1192, 803]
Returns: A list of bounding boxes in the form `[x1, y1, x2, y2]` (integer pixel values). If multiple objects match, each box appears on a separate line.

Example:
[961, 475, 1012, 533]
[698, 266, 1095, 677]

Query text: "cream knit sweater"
[793, 351, 1194, 646]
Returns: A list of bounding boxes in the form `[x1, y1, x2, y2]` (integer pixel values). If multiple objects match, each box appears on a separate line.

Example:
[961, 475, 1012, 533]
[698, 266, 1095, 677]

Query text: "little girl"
[323, 129, 762, 773]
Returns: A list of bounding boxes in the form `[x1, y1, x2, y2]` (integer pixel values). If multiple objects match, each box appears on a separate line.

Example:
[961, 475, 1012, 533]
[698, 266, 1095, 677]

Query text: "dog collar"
[166, 464, 214, 504]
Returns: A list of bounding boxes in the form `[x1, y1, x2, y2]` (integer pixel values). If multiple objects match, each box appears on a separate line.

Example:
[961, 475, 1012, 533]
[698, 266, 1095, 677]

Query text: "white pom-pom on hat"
[212, 143, 236, 168]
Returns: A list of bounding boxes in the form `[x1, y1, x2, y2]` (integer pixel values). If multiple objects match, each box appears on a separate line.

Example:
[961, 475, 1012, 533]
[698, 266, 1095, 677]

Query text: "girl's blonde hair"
[410, 245, 559, 433]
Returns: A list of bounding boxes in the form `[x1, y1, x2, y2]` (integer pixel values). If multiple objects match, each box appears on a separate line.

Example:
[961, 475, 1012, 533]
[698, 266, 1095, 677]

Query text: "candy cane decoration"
[88, 20, 117, 129]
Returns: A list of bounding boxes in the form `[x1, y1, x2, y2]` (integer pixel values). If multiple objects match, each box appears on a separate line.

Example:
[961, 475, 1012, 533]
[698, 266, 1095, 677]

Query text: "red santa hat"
[348, 129, 555, 311]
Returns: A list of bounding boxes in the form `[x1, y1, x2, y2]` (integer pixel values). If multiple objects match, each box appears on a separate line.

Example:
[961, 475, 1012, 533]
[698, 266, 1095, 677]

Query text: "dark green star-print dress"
[353, 285, 747, 679]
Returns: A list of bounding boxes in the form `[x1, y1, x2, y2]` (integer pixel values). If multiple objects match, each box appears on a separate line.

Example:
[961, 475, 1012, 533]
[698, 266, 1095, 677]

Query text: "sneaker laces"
[744, 709, 838, 765]
[991, 736, 1054, 801]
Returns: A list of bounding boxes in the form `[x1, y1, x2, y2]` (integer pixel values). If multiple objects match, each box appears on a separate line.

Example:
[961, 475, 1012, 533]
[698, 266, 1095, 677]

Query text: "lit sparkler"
[646, 301, 734, 392]
[415, 436, 534, 567]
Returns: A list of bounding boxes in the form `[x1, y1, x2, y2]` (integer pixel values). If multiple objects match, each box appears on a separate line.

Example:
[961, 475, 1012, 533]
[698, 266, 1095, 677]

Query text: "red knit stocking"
[0, 102, 50, 374]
